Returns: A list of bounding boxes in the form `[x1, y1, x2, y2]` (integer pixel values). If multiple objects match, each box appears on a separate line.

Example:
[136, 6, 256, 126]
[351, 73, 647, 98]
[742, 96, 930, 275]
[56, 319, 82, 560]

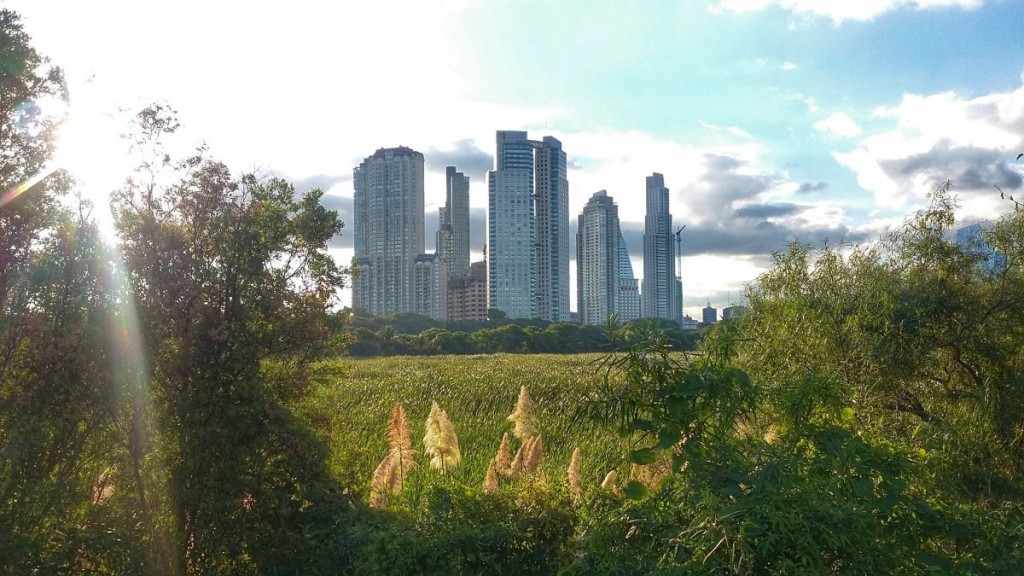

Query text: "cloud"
[834, 78, 1024, 211]
[287, 173, 351, 194]
[710, 0, 985, 23]
[320, 194, 354, 250]
[425, 139, 494, 180]
[733, 202, 804, 219]
[796, 181, 829, 194]
[781, 61, 797, 71]
[814, 112, 861, 139]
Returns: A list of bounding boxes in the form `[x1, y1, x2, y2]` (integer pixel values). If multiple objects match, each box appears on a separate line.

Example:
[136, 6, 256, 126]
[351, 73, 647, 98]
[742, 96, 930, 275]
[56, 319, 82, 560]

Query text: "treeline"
[343, 310, 705, 356]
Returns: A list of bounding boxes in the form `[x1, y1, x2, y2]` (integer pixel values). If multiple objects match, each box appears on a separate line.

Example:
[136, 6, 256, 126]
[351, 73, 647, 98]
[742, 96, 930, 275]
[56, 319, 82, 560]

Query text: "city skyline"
[12, 1, 1024, 317]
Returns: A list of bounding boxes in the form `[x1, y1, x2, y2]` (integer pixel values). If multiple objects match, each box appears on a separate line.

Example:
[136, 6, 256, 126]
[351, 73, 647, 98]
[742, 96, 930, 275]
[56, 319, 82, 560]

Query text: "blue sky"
[9, 0, 1024, 316]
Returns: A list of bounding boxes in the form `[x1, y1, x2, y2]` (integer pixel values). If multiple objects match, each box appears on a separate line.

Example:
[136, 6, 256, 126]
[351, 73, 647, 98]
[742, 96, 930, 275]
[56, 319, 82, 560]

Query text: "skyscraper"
[437, 166, 470, 320]
[577, 191, 620, 325]
[487, 131, 569, 321]
[617, 230, 641, 322]
[534, 136, 570, 322]
[437, 166, 470, 283]
[352, 146, 425, 316]
[642, 172, 679, 322]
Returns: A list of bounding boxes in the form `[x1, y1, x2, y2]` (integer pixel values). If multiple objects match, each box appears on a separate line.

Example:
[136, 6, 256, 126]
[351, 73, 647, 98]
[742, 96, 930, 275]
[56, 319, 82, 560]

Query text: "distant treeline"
[341, 310, 706, 356]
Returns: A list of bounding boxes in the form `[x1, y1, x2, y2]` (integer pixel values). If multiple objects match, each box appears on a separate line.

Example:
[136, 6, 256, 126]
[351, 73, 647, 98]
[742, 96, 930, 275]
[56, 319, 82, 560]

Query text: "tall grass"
[297, 353, 628, 499]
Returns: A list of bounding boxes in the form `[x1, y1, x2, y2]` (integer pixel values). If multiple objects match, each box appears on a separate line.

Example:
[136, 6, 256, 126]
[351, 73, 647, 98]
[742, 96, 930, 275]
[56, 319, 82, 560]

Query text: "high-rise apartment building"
[448, 260, 489, 322]
[437, 166, 471, 320]
[577, 191, 620, 325]
[534, 136, 571, 322]
[437, 166, 471, 283]
[617, 231, 641, 322]
[642, 172, 680, 322]
[352, 146, 425, 316]
[487, 131, 569, 321]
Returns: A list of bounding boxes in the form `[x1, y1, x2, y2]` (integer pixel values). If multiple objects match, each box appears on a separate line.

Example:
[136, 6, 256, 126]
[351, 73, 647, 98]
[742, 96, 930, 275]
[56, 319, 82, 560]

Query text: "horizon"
[9, 0, 1024, 317]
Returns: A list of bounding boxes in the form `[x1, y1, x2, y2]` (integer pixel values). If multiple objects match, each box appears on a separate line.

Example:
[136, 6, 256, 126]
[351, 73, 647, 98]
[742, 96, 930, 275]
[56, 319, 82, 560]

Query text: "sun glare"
[50, 98, 135, 241]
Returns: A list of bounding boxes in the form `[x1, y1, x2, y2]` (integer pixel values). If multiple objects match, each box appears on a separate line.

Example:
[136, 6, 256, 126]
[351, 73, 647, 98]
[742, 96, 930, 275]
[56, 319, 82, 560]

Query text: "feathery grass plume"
[387, 403, 418, 486]
[650, 459, 672, 489]
[483, 460, 499, 494]
[370, 452, 399, 508]
[507, 385, 539, 440]
[508, 443, 525, 479]
[567, 447, 582, 503]
[494, 432, 512, 476]
[630, 463, 654, 487]
[524, 435, 543, 474]
[601, 469, 619, 493]
[423, 401, 462, 472]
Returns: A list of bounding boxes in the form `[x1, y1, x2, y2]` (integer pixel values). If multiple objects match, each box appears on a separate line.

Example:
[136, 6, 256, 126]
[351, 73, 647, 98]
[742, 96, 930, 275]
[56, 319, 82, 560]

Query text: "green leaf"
[629, 419, 655, 432]
[675, 373, 706, 397]
[718, 504, 748, 519]
[851, 477, 874, 499]
[655, 427, 682, 450]
[623, 480, 649, 500]
[666, 396, 688, 419]
[916, 551, 953, 572]
[629, 448, 658, 465]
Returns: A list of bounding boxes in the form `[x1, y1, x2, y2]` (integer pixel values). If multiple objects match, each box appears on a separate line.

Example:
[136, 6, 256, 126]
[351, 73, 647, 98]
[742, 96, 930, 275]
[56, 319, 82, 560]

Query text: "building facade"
[437, 166, 471, 284]
[352, 146, 425, 316]
[448, 260, 489, 322]
[576, 191, 620, 325]
[413, 253, 442, 320]
[702, 302, 718, 325]
[617, 232, 642, 322]
[642, 172, 680, 322]
[487, 131, 570, 321]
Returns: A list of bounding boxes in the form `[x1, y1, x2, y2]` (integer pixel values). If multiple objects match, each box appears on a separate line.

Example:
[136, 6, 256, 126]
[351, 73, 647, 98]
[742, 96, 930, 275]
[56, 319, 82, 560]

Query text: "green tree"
[112, 106, 352, 574]
[0, 9, 131, 573]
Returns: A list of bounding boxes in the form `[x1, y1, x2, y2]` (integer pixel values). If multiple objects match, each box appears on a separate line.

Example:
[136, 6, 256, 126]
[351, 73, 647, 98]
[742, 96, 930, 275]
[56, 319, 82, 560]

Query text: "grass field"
[299, 353, 634, 499]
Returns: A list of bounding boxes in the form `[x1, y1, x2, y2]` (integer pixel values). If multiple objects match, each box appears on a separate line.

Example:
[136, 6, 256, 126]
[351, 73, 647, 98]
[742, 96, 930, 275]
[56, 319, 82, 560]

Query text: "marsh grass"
[297, 353, 628, 501]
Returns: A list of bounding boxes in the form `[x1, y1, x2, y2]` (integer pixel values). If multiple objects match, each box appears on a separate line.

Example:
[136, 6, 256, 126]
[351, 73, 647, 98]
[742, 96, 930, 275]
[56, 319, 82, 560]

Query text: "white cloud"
[814, 112, 862, 139]
[834, 76, 1024, 211]
[782, 61, 797, 71]
[711, 0, 984, 23]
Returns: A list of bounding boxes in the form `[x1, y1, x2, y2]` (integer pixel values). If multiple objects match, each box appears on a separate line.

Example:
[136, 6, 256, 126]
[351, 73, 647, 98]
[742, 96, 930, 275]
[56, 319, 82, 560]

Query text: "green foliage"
[343, 310, 702, 357]
[349, 484, 576, 575]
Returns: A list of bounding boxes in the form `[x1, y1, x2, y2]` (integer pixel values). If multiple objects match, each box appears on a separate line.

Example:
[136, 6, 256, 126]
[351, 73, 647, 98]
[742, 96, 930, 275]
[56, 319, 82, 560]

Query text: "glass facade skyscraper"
[487, 131, 569, 321]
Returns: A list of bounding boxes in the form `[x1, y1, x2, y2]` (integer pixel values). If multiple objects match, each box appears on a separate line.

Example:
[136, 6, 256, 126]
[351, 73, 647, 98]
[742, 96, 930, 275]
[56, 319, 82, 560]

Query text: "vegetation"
[344, 309, 703, 356]
[3, 8, 1024, 574]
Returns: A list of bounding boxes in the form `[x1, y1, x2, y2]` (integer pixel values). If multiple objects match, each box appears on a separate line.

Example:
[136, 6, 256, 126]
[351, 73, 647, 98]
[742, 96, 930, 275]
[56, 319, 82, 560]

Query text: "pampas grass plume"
[524, 435, 543, 474]
[388, 403, 418, 481]
[601, 469, 618, 493]
[507, 385, 539, 440]
[483, 460, 499, 494]
[508, 443, 525, 479]
[567, 447, 582, 503]
[494, 432, 512, 476]
[370, 452, 399, 507]
[423, 401, 461, 473]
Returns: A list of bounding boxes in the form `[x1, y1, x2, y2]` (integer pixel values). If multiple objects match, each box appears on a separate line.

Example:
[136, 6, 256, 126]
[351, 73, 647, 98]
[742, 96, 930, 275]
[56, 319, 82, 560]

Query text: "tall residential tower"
[487, 131, 570, 321]
[642, 173, 680, 322]
[352, 146, 425, 316]
[576, 191, 620, 325]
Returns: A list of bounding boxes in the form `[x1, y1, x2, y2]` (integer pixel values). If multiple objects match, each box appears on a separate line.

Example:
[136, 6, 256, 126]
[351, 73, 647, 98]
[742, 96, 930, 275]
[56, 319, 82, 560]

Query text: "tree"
[111, 106, 352, 574]
[0, 9, 130, 573]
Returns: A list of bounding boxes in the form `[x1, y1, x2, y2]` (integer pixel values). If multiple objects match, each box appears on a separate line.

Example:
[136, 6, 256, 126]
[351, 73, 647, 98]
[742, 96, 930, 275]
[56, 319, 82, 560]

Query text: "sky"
[8, 0, 1024, 318]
